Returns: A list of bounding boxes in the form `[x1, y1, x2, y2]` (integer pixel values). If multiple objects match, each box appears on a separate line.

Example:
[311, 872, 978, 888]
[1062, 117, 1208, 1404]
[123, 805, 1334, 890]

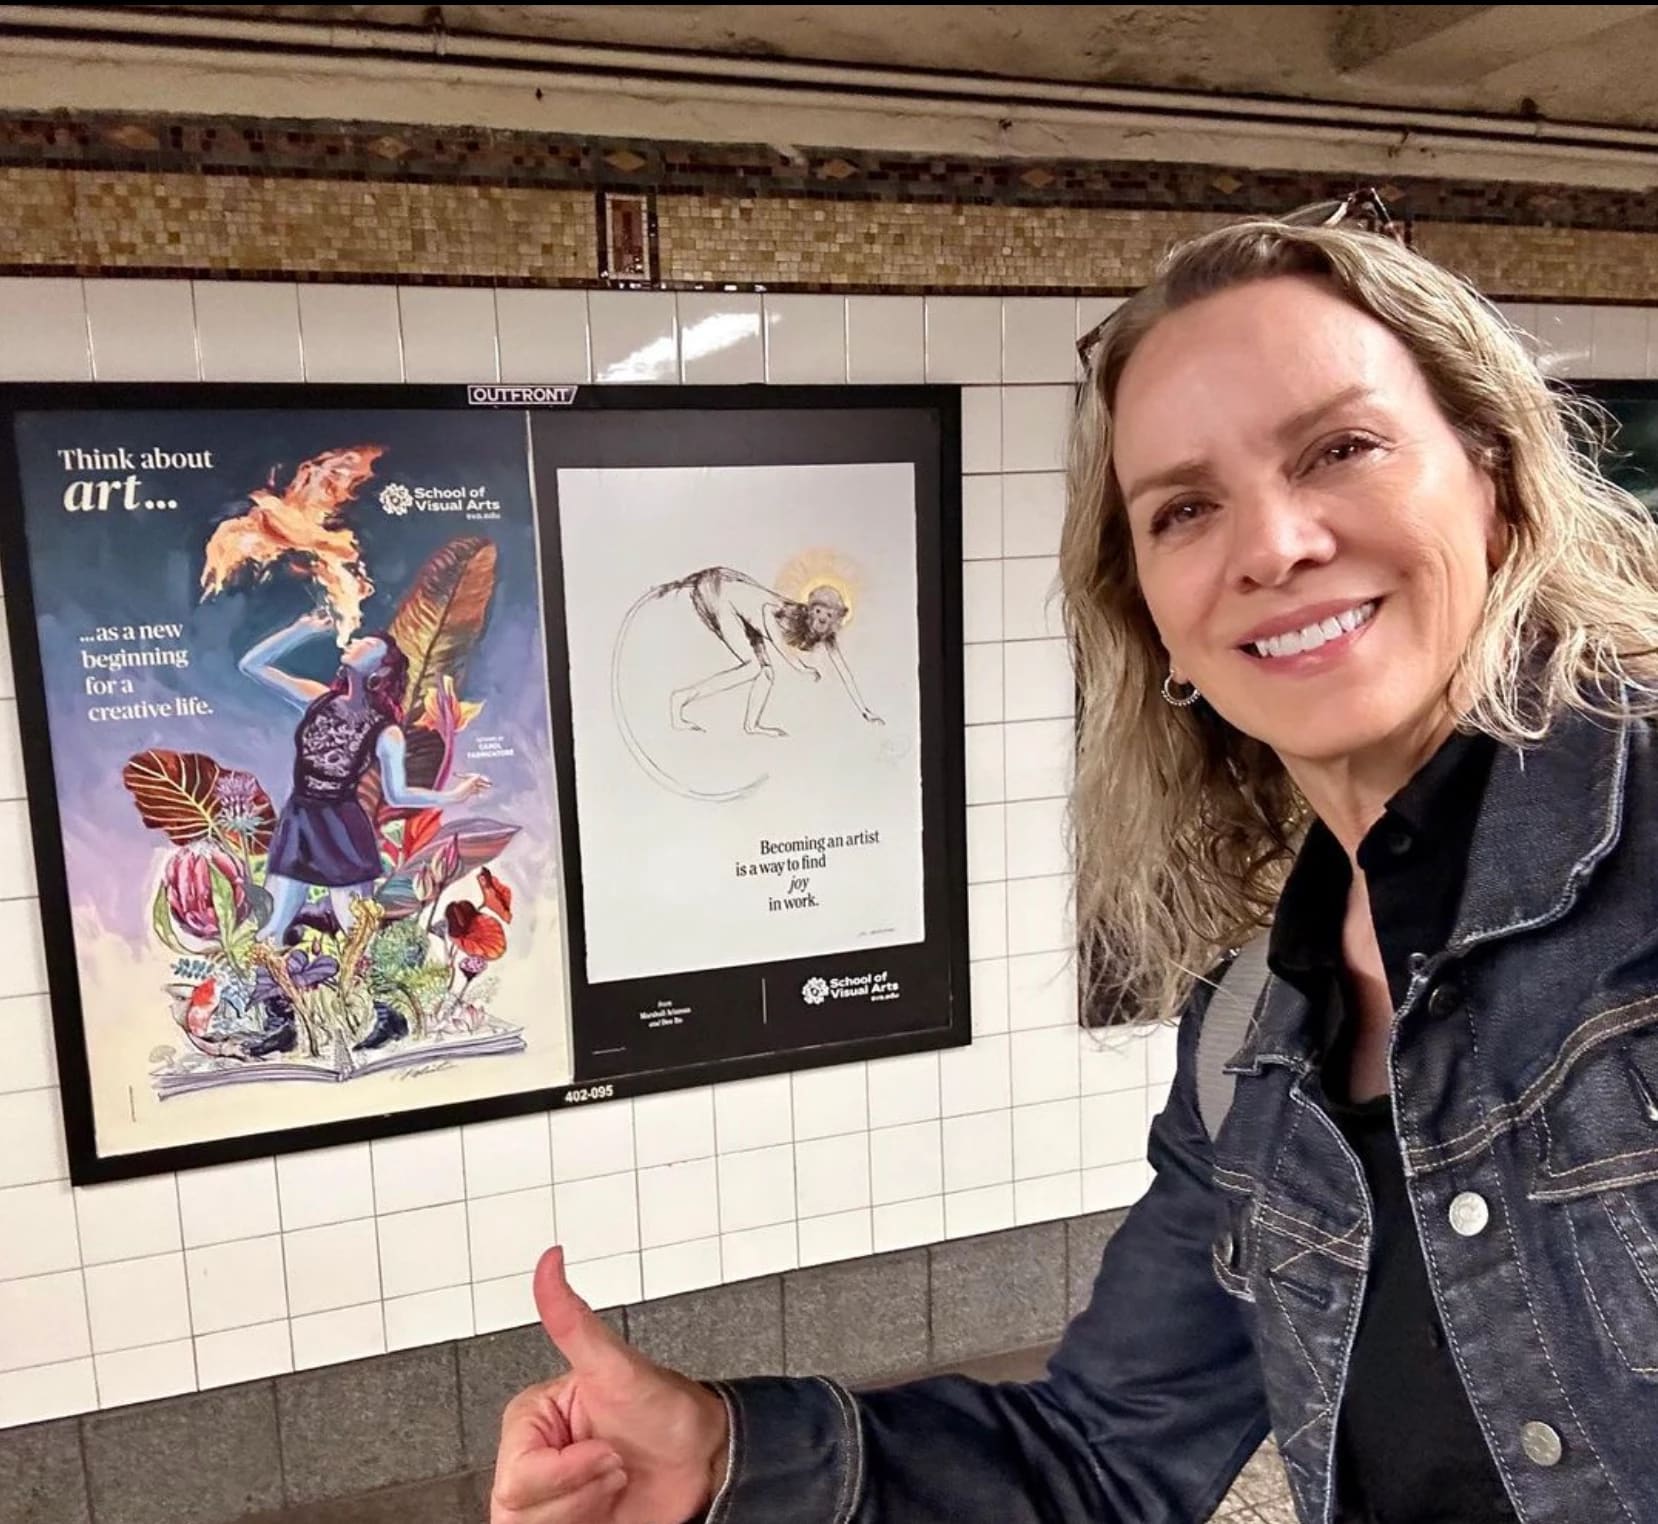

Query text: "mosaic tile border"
[5, 162, 1654, 301]
[1, 109, 1656, 235]
[4, 112, 1658, 298]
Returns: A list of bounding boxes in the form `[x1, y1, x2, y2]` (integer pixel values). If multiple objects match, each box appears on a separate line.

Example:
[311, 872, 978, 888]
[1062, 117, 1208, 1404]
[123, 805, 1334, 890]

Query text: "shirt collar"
[1239, 709, 1634, 1075]
[1268, 729, 1496, 981]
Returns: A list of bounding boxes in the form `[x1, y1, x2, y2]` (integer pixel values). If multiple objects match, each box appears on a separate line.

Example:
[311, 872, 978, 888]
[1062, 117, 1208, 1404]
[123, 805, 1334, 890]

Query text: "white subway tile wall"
[495, 289, 593, 384]
[0, 285, 1606, 1426]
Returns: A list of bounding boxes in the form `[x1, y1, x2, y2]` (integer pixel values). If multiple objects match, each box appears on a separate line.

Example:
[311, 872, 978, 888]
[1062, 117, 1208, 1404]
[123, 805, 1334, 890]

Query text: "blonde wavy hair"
[1063, 218, 1658, 1027]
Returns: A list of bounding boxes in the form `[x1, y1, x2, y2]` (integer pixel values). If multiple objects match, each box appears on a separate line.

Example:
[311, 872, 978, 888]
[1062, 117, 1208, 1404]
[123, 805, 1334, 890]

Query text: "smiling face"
[1111, 274, 1505, 772]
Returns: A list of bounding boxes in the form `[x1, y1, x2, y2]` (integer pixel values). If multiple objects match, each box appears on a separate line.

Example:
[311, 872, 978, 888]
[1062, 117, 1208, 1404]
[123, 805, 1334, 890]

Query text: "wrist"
[698, 1382, 732, 1507]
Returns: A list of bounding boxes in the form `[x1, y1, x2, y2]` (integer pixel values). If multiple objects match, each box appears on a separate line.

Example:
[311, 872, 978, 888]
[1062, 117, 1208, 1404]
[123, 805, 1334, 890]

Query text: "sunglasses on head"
[1075, 187, 1413, 369]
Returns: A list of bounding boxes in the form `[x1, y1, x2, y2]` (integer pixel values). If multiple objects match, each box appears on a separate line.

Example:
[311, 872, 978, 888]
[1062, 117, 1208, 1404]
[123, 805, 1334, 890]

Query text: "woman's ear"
[1485, 490, 1511, 573]
[1475, 445, 1509, 572]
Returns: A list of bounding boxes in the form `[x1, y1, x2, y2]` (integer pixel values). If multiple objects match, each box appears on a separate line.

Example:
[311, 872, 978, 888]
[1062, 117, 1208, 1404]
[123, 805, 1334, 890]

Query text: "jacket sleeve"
[705, 984, 1270, 1524]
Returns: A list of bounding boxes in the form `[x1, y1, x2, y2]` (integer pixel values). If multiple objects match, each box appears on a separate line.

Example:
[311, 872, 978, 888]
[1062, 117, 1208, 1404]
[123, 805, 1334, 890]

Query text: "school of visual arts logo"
[378, 482, 413, 516]
[799, 970, 901, 1006]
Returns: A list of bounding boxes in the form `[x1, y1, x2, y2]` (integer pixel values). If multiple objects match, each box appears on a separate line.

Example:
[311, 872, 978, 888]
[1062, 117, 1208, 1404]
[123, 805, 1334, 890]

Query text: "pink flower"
[163, 843, 247, 940]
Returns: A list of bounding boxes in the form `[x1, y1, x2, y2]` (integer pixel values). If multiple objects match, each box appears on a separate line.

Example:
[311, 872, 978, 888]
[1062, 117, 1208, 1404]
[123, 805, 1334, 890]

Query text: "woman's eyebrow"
[1120, 385, 1379, 508]
[1120, 457, 1223, 510]
[1271, 384, 1377, 446]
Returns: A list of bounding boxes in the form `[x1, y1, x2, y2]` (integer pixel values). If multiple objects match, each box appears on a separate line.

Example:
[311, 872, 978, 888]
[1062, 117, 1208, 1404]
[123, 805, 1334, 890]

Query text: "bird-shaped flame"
[200, 445, 385, 644]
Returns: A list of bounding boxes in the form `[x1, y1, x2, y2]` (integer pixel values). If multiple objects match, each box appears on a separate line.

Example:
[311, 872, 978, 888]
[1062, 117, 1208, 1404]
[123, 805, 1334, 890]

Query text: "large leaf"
[150, 881, 185, 954]
[375, 818, 520, 919]
[402, 809, 444, 861]
[387, 537, 497, 726]
[122, 751, 221, 846]
[208, 860, 241, 936]
[123, 750, 276, 851]
[225, 920, 258, 964]
[243, 882, 274, 930]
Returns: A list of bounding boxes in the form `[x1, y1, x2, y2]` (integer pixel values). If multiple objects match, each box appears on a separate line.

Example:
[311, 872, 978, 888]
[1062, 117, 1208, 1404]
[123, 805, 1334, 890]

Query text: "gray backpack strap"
[1195, 934, 1272, 1141]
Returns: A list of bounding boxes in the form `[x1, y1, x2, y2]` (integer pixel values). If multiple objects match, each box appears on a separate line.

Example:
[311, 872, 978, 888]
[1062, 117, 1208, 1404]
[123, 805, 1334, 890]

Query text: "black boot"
[354, 1003, 409, 1051]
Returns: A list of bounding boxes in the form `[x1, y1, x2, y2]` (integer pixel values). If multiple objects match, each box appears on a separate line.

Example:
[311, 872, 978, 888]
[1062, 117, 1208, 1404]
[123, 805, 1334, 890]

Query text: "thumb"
[534, 1246, 633, 1379]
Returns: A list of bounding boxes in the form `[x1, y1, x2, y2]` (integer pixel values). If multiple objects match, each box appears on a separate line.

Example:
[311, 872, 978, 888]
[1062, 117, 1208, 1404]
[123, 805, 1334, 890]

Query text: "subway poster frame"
[1575, 378, 1658, 514]
[0, 382, 968, 1183]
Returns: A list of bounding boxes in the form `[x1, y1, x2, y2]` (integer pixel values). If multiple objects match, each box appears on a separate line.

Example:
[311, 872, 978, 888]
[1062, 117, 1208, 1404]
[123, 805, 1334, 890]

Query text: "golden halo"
[775, 548, 863, 627]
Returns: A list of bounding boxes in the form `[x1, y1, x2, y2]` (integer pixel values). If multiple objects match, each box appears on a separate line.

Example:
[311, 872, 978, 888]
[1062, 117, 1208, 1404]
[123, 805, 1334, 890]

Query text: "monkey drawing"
[611, 566, 883, 802]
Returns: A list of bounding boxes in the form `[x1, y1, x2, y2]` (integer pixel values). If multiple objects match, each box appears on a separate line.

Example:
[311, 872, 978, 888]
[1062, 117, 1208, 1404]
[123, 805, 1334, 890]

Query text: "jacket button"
[1521, 1421, 1563, 1467]
[1429, 984, 1462, 1018]
[1448, 1192, 1490, 1237]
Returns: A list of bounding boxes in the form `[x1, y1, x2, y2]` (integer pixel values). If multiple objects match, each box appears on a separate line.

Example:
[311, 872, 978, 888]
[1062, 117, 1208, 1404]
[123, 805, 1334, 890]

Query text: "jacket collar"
[1448, 706, 1630, 954]
[1228, 706, 1633, 1075]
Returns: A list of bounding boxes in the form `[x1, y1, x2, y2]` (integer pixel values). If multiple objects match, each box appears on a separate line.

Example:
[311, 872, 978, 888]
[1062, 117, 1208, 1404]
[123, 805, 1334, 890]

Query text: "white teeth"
[1251, 601, 1375, 660]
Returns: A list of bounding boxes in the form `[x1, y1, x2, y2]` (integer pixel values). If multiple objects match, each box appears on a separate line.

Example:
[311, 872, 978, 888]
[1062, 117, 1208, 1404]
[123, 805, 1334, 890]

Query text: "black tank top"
[290, 693, 387, 803]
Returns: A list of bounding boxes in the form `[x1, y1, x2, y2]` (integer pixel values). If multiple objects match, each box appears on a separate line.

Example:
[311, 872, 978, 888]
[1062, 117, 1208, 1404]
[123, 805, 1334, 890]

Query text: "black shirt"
[1268, 731, 1517, 1524]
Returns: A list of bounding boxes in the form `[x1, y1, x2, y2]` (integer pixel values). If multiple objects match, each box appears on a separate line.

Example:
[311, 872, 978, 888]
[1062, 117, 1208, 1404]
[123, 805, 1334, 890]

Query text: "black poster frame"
[0, 382, 968, 1183]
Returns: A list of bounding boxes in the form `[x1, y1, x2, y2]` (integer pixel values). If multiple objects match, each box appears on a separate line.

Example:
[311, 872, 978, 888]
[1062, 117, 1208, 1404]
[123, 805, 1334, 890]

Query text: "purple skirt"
[267, 797, 381, 887]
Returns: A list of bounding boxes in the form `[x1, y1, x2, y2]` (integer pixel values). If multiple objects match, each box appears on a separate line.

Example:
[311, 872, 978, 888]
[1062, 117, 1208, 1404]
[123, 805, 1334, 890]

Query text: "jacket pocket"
[1210, 1181, 1256, 1303]
[1531, 1025, 1658, 1378]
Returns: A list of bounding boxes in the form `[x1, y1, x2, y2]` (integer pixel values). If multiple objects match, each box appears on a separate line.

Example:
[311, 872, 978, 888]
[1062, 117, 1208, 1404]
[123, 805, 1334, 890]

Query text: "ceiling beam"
[1333, 4, 1658, 84]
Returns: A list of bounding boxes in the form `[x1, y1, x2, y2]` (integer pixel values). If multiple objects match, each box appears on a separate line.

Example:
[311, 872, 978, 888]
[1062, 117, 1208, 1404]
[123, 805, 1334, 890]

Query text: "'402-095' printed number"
[563, 1084, 616, 1105]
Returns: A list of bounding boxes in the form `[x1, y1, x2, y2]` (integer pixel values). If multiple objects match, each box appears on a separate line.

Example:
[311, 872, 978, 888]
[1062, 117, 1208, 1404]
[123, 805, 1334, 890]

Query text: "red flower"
[444, 900, 506, 960]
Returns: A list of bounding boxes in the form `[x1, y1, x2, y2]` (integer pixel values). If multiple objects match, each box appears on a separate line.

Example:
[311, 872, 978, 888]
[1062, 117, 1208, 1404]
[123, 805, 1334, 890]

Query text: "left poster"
[3, 403, 573, 1177]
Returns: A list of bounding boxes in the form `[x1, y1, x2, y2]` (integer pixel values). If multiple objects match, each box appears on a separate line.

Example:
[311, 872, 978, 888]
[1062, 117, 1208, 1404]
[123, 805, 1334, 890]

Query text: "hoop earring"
[1161, 673, 1200, 708]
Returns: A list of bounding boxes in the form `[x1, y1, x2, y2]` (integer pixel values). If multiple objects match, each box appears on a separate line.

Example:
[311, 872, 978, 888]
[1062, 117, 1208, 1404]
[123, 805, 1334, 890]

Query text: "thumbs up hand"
[490, 1247, 730, 1524]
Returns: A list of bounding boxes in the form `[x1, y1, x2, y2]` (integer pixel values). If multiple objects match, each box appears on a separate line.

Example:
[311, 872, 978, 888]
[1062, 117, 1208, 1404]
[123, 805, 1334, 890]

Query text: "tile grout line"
[628, 1092, 645, 1317]
[710, 1090, 726, 1302]
[257, 1172, 294, 1511]
[157, 1170, 197, 1404]
[456, 1131, 477, 1346]
[267, 1159, 297, 1399]
[365, 1144, 389, 1364]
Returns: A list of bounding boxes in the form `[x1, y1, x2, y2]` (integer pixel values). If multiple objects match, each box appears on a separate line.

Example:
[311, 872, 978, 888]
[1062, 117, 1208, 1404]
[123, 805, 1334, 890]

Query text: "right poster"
[559, 461, 924, 983]
[1579, 380, 1658, 514]
[532, 396, 966, 1084]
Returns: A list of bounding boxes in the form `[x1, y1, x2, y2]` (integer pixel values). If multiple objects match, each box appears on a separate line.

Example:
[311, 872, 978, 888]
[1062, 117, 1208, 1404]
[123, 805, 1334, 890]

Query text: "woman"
[239, 608, 489, 942]
[488, 209, 1658, 1524]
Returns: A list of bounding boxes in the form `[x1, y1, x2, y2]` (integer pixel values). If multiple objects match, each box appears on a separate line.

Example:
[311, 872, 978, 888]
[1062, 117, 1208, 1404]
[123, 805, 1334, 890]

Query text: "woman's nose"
[1227, 489, 1338, 590]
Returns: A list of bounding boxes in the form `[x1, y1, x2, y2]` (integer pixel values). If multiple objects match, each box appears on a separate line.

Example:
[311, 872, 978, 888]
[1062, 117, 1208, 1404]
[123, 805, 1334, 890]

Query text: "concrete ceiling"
[125, 4, 1658, 130]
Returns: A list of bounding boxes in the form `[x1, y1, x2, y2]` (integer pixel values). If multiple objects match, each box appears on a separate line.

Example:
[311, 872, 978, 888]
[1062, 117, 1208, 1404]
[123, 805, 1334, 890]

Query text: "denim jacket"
[706, 709, 1658, 1523]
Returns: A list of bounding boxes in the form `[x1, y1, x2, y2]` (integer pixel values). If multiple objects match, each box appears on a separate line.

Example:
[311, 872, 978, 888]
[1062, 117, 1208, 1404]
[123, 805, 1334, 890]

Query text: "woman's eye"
[1150, 499, 1212, 537]
[1314, 434, 1379, 469]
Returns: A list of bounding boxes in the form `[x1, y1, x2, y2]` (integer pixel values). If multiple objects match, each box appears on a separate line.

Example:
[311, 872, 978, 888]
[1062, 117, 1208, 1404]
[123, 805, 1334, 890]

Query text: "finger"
[497, 1386, 572, 1463]
[493, 1438, 622, 1512]
[534, 1247, 634, 1381]
[495, 1465, 627, 1524]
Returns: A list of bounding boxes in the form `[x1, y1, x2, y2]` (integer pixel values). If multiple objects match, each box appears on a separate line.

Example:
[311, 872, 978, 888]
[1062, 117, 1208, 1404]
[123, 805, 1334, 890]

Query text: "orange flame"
[200, 445, 385, 644]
